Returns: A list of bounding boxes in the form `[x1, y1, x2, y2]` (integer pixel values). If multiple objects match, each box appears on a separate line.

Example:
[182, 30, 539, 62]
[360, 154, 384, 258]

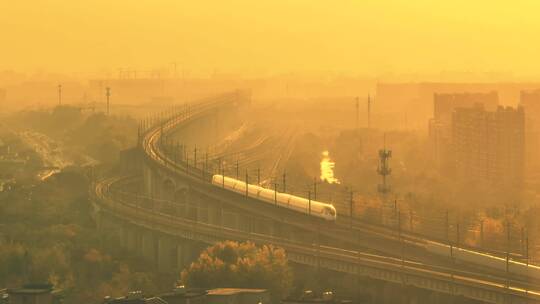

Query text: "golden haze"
[2, 0, 540, 76]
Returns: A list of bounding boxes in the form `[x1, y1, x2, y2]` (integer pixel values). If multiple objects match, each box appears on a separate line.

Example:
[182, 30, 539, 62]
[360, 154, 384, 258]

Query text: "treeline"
[282, 128, 539, 255]
[9, 106, 138, 164]
[0, 170, 165, 303]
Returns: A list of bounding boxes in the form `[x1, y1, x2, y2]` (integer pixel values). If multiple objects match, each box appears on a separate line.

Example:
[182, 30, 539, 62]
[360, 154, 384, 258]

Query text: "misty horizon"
[2, 1, 540, 78]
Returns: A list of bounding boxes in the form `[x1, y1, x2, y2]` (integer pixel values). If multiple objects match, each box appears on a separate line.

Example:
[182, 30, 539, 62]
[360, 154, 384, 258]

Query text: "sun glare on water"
[320, 150, 340, 184]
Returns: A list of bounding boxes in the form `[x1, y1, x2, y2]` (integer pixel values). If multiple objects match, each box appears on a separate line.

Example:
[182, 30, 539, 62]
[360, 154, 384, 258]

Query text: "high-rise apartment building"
[429, 92, 499, 170]
[520, 90, 540, 171]
[451, 105, 524, 188]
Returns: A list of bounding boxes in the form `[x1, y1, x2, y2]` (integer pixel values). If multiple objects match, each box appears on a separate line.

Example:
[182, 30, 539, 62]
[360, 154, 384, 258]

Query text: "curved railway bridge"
[91, 92, 540, 304]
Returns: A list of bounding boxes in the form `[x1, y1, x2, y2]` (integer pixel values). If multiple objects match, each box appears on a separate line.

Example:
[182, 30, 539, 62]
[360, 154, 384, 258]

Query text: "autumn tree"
[180, 241, 293, 299]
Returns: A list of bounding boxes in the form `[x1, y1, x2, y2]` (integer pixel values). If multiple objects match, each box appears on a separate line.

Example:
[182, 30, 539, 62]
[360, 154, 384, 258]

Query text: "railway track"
[143, 100, 540, 281]
[89, 94, 540, 303]
[93, 175, 540, 302]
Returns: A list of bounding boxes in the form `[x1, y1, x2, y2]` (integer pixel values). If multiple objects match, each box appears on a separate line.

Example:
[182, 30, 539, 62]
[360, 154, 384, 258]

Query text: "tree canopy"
[180, 241, 293, 299]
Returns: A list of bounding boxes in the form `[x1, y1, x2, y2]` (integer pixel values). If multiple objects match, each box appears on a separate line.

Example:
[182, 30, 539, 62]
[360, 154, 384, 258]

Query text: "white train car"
[423, 240, 540, 280]
[211, 174, 337, 221]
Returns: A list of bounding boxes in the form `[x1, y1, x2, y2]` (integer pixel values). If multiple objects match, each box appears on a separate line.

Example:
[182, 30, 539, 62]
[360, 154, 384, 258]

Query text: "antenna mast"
[377, 133, 392, 194]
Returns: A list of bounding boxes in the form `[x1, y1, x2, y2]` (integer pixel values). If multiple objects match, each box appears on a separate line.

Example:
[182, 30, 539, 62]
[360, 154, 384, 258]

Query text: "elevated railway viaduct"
[91, 92, 540, 304]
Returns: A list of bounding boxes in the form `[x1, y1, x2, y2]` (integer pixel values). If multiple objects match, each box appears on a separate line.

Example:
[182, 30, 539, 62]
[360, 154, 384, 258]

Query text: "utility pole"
[194, 146, 197, 169]
[394, 199, 398, 222]
[205, 152, 208, 180]
[308, 191, 312, 215]
[521, 227, 525, 256]
[282, 172, 286, 193]
[136, 124, 140, 146]
[355, 96, 359, 130]
[409, 209, 413, 232]
[506, 221, 510, 289]
[257, 167, 261, 185]
[236, 160, 239, 179]
[274, 182, 278, 206]
[186, 153, 189, 174]
[106, 87, 111, 115]
[350, 190, 354, 229]
[456, 222, 460, 248]
[367, 94, 371, 129]
[480, 220, 484, 249]
[450, 234, 454, 266]
[172, 62, 178, 78]
[245, 170, 249, 197]
[176, 142, 180, 163]
[526, 232, 529, 266]
[58, 84, 62, 106]
[221, 163, 225, 188]
[445, 210, 449, 243]
[313, 178, 317, 200]
[399, 210, 404, 266]
[183, 145, 187, 162]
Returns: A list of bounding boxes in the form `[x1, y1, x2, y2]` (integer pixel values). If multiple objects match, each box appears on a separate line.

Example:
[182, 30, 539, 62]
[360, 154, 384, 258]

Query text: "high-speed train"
[211, 174, 337, 221]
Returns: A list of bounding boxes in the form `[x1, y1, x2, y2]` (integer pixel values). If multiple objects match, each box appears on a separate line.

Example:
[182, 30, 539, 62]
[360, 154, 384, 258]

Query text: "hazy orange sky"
[2, 1, 540, 77]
